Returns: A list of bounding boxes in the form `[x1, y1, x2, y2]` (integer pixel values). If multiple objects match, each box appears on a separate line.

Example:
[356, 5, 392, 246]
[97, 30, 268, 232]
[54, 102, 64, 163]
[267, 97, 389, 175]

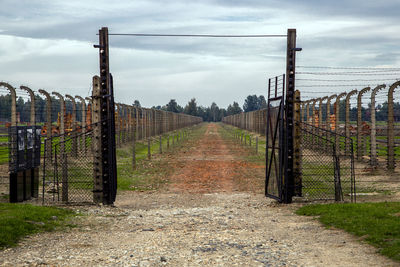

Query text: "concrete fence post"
[387, 81, 400, 171]
[52, 91, 67, 202]
[356, 87, 370, 160]
[345, 90, 358, 154]
[370, 85, 386, 167]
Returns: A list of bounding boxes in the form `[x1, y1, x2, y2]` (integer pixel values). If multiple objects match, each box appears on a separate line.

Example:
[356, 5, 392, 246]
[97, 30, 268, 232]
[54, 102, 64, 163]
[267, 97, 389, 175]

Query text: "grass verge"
[0, 203, 76, 249]
[296, 202, 400, 262]
[117, 124, 205, 191]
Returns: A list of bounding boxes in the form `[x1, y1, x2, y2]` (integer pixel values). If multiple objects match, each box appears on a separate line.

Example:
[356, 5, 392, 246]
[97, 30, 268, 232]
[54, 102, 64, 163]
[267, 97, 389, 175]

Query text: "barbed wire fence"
[0, 81, 202, 204]
[223, 70, 400, 201]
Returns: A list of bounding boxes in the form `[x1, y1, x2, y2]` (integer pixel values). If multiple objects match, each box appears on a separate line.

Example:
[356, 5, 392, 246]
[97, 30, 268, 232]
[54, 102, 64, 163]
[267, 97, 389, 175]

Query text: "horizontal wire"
[107, 33, 287, 38]
[297, 70, 400, 75]
[297, 78, 400, 82]
[297, 66, 400, 70]
[297, 84, 388, 87]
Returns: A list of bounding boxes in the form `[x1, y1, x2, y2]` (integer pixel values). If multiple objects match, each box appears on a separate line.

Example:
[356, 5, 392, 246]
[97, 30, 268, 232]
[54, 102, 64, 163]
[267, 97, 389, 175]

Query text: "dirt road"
[0, 123, 396, 266]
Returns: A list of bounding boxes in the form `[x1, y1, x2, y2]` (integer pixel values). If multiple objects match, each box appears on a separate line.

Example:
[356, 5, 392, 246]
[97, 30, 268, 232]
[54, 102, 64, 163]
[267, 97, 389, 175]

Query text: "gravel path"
[0, 123, 396, 266]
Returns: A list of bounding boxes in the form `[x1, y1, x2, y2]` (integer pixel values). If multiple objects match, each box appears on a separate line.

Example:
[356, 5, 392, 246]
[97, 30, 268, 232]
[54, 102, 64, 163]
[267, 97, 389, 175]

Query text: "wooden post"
[159, 135, 162, 154]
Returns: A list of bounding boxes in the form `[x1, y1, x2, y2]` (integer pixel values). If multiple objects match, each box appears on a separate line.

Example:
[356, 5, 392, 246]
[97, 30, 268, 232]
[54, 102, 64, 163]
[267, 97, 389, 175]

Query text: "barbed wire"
[297, 70, 400, 75]
[297, 66, 400, 70]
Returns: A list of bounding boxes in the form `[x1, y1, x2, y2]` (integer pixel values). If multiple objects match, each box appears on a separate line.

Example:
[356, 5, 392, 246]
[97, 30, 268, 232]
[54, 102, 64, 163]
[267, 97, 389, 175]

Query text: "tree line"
[145, 95, 268, 122]
[1, 93, 399, 124]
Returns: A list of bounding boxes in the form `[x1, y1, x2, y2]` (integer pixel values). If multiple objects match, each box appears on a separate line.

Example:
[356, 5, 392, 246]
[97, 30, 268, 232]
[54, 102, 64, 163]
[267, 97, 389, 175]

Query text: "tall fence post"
[39, 89, 53, 160]
[335, 92, 347, 155]
[356, 87, 370, 160]
[93, 26, 117, 205]
[75, 95, 87, 155]
[92, 76, 102, 203]
[284, 28, 298, 203]
[387, 81, 400, 171]
[65, 94, 77, 158]
[293, 90, 302, 196]
[345, 90, 357, 154]
[370, 85, 386, 167]
[52, 92, 67, 202]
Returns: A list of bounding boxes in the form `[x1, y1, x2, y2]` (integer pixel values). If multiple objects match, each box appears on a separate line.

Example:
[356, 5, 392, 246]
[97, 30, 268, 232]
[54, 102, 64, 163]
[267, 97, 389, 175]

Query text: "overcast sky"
[1, 0, 399, 108]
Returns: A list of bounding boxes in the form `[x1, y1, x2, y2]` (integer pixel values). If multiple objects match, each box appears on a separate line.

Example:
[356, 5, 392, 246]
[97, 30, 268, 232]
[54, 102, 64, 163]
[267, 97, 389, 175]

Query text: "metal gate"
[265, 75, 286, 202]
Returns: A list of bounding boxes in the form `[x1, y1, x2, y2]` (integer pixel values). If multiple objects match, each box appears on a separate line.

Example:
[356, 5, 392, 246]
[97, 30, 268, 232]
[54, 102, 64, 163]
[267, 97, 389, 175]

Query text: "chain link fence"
[42, 124, 94, 204]
[299, 122, 355, 202]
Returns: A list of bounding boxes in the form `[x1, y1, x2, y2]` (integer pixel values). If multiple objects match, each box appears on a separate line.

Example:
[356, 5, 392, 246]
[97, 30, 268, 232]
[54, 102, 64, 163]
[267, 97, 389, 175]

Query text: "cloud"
[0, 0, 399, 107]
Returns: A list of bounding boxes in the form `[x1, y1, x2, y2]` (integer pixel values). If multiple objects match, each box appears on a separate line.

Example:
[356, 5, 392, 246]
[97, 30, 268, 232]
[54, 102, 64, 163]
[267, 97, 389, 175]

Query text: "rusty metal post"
[356, 87, 370, 160]
[370, 85, 386, 167]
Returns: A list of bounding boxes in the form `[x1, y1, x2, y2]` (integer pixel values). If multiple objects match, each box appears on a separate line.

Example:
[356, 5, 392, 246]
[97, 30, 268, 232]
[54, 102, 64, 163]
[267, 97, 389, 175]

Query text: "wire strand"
[106, 33, 287, 38]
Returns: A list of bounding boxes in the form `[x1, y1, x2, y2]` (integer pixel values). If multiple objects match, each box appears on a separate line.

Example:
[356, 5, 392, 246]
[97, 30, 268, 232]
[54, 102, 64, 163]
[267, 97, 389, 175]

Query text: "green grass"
[296, 202, 400, 262]
[0, 203, 76, 249]
[116, 126, 203, 191]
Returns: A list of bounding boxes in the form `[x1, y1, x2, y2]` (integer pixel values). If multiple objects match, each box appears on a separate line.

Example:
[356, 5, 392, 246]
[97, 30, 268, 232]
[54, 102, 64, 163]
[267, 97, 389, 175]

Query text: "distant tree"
[258, 95, 267, 109]
[151, 105, 162, 110]
[227, 101, 242, 115]
[166, 99, 183, 113]
[243, 95, 261, 112]
[210, 102, 220, 122]
[184, 98, 198, 116]
[133, 100, 141, 107]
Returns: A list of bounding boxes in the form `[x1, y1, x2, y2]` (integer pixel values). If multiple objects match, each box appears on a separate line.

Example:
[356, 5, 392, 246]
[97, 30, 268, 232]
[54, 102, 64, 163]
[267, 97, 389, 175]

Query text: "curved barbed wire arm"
[387, 81, 400, 171]
[20, 86, 36, 125]
[326, 94, 337, 131]
[0, 82, 17, 127]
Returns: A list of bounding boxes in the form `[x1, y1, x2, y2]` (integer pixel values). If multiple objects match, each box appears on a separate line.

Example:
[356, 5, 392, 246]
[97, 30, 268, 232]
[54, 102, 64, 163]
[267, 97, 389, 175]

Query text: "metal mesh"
[299, 122, 355, 202]
[42, 125, 94, 204]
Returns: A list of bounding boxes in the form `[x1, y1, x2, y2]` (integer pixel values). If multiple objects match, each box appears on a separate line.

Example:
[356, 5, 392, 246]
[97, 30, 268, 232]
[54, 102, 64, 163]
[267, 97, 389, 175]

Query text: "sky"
[0, 0, 400, 108]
